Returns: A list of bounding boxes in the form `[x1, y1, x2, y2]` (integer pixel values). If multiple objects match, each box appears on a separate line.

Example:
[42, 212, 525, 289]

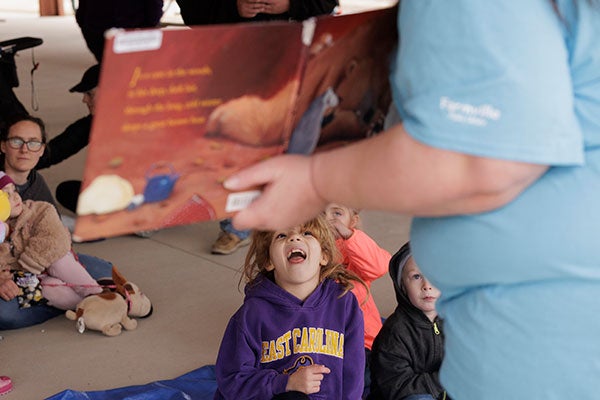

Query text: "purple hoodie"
[215, 276, 365, 399]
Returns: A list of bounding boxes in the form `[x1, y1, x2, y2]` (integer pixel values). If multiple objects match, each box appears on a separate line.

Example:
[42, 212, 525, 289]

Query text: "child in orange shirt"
[324, 203, 390, 397]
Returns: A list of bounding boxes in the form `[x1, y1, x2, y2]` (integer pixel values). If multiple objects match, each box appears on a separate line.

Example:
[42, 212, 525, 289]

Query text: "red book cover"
[73, 6, 398, 241]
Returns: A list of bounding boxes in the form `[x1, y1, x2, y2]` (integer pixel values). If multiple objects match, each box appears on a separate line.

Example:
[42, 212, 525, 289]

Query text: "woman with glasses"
[0, 116, 54, 206]
[0, 114, 113, 330]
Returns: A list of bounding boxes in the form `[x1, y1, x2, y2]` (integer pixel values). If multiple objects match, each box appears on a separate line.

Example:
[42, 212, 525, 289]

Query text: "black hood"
[389, 241, 432, 326]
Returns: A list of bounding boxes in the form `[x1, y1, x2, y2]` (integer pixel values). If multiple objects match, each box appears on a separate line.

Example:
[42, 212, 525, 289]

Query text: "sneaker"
[211, 232, 251, 255]
[0, 376, 12, 396]
[134, 230, 156, 238]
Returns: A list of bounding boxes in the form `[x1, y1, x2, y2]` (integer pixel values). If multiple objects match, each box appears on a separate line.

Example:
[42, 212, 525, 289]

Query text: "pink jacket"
[336, 229, 390, 349]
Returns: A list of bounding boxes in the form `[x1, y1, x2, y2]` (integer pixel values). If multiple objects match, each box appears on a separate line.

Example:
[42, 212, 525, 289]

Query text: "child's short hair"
[243, 214, 364, 295]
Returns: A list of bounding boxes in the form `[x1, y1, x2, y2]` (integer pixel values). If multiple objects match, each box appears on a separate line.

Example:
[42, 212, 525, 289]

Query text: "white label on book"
[113, 30, 163, 54]
[225, 190, 261, 212]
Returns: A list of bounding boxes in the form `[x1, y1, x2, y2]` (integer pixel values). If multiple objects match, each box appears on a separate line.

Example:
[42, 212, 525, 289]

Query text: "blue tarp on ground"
[46, 365, 217, 400]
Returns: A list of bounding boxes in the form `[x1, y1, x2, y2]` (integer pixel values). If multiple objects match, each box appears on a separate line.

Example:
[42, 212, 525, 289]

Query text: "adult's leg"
[212, 218, 252, 254]
[79, 27, 104, 62]
[219, 218, 251, 240]
[55, 180, 81, 213]
[0, 298, 62, 330]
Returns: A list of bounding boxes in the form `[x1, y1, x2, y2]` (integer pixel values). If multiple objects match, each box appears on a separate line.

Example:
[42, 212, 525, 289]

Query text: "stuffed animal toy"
[65, 266, 153, 336]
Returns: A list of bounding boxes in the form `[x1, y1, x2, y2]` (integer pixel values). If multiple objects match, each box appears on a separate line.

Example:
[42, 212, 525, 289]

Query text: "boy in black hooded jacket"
[368, 242, 449, 400]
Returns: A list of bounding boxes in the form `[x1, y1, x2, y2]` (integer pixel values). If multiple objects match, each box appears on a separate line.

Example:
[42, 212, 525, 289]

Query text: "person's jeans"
[0, 299, 63, 330]
[220, 218, 251, 240]
[0, 253, 112, 330]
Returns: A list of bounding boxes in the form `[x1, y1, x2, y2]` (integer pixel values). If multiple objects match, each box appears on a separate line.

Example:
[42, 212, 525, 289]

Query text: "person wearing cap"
[34, 64, 99, 214]
[35, 64, 99, 171]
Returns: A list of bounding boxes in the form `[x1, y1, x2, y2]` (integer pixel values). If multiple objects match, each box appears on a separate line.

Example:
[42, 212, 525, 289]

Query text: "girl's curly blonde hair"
[242, 214, 365, 297]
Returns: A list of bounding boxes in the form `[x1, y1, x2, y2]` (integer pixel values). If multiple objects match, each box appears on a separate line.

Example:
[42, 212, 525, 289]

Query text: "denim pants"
[0, 253, 112, 330]
[220, 218, 251, 240]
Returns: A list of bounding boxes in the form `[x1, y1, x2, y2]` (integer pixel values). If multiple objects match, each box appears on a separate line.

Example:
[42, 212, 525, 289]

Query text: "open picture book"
[73, 5, 398, 241]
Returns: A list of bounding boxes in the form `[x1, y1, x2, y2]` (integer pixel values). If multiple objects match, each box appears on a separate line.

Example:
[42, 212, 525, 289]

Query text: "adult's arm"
[225, 123, 548, 231]
[36, 115, 92, 170]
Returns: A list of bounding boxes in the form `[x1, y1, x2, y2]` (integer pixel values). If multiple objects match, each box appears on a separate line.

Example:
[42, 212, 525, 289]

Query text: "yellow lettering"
[281, 331, 292, 357]
[309, 328, 319, 352]
[293, 328, 301, 353]
[261, 341, 269, 363]
[329, 330, 340, 356]
[300, 327, 309, 353]
[268, 340, 277, 362]
[316, 328, 326, 353]
[275, 336, 285, 360]
[129, 66, 141, 88]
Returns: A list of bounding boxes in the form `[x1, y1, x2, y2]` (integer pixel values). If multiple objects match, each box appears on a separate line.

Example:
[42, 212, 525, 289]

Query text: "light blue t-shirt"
[393, 1, 600, 399]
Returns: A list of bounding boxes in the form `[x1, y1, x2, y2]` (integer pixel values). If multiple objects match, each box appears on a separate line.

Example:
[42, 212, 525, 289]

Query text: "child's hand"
[285, 364, 330, 394]
[330, 219, 353, 240]
[0, 269, 18, 301]
[0, 267, 11, 280]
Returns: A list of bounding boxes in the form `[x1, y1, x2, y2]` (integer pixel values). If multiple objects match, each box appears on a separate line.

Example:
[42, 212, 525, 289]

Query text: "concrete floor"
[0, 2, 407, 398]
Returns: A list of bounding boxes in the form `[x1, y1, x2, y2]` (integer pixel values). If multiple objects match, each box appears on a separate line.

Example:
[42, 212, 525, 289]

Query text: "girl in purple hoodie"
[215, 215, 365, 399]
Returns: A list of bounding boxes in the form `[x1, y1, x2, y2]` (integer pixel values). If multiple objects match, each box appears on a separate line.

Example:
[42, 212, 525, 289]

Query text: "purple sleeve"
[215, 314, 289, 399]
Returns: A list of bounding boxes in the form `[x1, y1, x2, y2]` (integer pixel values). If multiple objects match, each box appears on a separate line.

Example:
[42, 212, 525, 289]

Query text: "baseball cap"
[69, 64, 100, 93]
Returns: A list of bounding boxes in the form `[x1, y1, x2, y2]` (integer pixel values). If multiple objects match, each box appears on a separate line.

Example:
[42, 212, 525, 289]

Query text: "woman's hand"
[237, 0, 290, 18]
[224, 154, 328, 231]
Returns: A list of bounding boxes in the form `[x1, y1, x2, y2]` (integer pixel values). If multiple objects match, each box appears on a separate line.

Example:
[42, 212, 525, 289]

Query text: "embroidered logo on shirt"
[440, 96, 501, 127]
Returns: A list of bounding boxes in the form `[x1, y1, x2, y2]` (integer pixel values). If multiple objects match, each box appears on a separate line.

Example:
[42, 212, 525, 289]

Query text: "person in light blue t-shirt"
[220, 1, 600, 399]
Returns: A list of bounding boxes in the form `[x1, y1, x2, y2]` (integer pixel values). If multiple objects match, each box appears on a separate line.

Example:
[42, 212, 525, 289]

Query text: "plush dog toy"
[65, 266, 153, 336]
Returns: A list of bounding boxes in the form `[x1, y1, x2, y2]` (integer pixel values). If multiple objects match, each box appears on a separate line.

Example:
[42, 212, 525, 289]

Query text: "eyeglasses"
[5, 137, 44, 152]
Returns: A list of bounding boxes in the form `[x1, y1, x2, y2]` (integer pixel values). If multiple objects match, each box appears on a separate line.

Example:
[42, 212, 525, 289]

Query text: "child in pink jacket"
[324, 203, 391, 397]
